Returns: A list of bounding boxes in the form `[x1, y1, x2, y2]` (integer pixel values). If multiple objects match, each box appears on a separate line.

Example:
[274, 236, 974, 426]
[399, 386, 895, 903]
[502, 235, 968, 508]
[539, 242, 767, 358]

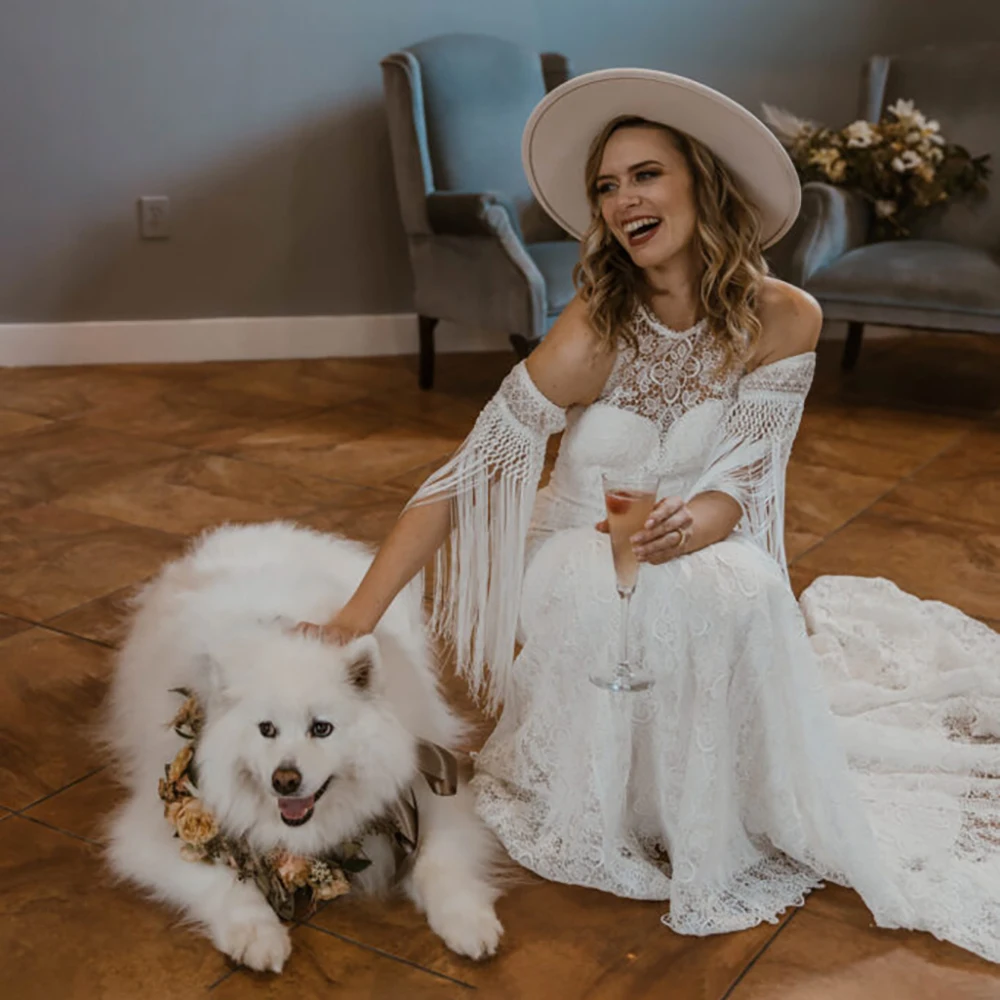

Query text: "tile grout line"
[0, 609, 119, 650]
[302, 921, 477, 990]
[38, 621, 116, 650]
[206, 968, 238, 992]
[719, 908, 800, 1000]
[17, 812, 103, 848]
[788, 424, 977, 570]
[11, 764, 107, 815]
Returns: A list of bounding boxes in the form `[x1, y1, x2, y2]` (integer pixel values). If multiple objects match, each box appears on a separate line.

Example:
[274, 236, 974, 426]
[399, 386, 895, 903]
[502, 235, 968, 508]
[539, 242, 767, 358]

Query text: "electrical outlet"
[138, 195, 171, 239]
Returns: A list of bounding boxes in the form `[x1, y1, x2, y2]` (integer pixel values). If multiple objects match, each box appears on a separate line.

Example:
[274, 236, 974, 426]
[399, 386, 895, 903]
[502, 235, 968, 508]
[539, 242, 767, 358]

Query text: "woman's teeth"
[623, 217, 662, 244]
[623, 217, 660, 234]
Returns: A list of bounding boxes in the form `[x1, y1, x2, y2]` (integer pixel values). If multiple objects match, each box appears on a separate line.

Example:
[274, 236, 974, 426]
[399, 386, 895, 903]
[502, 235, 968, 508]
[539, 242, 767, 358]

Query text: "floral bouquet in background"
[763, 100, 990, 239]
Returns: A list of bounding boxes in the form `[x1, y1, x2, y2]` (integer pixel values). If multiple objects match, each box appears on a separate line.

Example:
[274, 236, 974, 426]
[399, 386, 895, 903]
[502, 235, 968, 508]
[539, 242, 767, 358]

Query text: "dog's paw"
[429, 898, 504, 961]
[213, 913, 292, 973]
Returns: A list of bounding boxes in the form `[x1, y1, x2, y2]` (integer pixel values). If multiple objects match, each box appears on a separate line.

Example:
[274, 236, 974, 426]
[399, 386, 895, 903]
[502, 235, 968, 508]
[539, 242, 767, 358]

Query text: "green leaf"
[340, 857, 373, 874]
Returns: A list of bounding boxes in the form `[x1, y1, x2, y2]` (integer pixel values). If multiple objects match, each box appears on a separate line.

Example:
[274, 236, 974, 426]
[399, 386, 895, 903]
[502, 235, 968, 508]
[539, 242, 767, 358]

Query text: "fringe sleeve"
[405, 361, 567, 715]
[688, 352, 816, 578]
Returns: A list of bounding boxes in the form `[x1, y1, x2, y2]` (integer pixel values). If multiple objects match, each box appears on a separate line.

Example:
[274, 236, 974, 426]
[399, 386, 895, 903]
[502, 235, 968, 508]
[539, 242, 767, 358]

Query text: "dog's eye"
[258, 721, 278, 738]
[310, 720, 334, 739]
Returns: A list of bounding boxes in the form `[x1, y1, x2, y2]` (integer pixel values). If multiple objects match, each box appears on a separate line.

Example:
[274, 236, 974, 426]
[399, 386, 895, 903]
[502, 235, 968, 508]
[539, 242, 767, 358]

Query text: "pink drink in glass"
[592, 472, 660, 693]
[605, 487, 658, 595]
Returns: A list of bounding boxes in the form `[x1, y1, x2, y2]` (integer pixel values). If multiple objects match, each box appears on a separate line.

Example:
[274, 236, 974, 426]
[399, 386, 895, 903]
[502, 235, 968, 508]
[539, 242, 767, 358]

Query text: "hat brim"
[522, 68, 801, 249]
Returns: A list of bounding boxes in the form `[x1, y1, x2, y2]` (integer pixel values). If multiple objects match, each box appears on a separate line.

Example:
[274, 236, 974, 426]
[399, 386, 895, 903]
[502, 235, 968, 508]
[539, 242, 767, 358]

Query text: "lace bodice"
[597, 304, 742, 435]
[535, 307, 746, 538]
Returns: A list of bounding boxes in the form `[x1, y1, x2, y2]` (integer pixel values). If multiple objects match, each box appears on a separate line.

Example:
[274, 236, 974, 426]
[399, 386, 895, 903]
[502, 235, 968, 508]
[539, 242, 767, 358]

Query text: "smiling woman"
[577, 115, 767, 371]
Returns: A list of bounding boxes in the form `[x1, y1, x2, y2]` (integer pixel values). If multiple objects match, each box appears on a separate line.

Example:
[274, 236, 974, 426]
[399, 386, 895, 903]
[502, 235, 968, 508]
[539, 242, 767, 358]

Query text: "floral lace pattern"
[597, 305, 741, 435]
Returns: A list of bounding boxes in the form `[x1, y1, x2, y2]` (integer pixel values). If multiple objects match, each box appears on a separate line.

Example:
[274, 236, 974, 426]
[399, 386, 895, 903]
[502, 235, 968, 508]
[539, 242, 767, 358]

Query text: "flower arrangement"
[763, 100, 990, 239]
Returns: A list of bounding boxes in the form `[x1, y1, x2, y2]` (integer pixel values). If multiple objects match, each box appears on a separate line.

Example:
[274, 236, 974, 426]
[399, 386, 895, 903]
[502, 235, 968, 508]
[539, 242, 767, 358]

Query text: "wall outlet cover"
[138, 196, 171, 239]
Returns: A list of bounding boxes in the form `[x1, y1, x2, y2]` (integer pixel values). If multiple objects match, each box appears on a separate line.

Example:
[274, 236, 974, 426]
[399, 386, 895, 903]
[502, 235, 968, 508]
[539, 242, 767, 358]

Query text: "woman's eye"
[596, 182, 614, 196]
[636, 169, 659, 181]
[310, 720, 334, 738]
[258, 721, 278, 739]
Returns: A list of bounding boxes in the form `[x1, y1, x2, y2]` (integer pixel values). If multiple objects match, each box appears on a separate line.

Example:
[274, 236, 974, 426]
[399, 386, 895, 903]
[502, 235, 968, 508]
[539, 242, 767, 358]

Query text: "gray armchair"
[772, 44, 1000, 370]
[380, 33, 579, 389]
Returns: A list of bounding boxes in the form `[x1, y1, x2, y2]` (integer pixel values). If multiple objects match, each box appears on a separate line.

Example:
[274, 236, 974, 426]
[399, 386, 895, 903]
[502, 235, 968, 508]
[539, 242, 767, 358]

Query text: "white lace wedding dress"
[408, 305, 1000, 962]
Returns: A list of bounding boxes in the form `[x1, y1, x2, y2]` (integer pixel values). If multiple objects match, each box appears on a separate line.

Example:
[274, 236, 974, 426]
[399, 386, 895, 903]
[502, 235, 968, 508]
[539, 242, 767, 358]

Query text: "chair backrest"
[383, 33, 568, 243]
[865, 43, 1000, 252]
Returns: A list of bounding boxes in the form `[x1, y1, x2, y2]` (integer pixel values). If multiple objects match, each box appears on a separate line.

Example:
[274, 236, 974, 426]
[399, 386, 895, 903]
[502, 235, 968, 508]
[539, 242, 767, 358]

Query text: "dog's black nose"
[272, 766, 302, 795]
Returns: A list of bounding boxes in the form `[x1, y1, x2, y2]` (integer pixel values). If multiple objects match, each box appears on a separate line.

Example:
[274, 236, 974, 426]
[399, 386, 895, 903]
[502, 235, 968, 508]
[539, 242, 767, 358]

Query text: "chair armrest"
[426, 191, 522, 239]
[786, 182, 871, 285]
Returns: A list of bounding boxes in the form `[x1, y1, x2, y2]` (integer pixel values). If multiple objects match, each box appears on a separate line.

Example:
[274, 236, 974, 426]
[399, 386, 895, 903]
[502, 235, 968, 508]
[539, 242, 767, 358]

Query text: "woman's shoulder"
[524, 295, 617, 408]
[750, 278, 822, 370]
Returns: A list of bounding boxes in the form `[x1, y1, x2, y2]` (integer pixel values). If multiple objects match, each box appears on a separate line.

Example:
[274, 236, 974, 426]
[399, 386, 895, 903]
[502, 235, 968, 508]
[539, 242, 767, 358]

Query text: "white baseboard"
[0, 313, 512, 367]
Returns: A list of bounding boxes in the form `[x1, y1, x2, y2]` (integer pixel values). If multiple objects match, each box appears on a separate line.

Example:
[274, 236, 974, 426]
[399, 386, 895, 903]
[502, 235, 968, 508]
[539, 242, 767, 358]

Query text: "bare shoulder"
[751, 278, 822, 369]
[524, 295, 616, 408]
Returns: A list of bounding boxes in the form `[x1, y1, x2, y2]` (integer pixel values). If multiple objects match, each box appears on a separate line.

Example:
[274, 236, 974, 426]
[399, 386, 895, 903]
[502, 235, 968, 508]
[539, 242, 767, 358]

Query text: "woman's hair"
[573, 116, 767, 372]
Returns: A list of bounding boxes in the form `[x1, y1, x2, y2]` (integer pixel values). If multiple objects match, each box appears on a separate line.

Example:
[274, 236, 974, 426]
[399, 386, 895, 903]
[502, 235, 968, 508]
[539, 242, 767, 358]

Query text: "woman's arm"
[308, 297, 614, 643]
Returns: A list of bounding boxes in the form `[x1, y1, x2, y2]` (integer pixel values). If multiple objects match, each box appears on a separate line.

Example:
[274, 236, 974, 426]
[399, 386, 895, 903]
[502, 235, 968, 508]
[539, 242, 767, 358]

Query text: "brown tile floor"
[1, 334, 999, 999]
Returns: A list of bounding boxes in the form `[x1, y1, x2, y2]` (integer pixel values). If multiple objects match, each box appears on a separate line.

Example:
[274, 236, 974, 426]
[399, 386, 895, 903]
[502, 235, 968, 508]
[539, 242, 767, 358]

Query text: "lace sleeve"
[406, 361, 567, 714]
[688, 352, 816, 576]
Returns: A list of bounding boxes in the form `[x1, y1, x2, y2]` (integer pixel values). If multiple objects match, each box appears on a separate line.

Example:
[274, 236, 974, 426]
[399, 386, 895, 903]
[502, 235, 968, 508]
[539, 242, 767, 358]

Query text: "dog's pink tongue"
[278, 795, 315, 821]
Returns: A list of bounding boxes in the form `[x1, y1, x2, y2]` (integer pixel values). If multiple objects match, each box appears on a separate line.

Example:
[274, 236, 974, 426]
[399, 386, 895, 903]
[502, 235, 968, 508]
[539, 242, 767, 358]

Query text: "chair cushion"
[528, 240, 579, 317]
[807, 240, 1000, 317]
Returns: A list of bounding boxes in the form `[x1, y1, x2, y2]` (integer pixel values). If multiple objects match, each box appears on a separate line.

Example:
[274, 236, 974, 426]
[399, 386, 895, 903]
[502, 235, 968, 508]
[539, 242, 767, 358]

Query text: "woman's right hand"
[292, 618, 365, 646]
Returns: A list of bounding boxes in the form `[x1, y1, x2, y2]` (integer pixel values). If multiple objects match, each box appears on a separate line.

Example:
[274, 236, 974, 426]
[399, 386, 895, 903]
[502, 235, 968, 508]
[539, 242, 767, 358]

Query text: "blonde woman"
[301, 70, 1000, 961]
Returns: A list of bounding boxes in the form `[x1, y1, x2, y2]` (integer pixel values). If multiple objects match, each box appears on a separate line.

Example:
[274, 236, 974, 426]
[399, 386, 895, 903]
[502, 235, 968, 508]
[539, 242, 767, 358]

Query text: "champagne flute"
[590, 472, 660, 692]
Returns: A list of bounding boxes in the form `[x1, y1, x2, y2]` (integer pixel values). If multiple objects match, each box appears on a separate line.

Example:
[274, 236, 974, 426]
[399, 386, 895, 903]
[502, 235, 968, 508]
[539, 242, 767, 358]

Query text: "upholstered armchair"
[381, 33, 579, 389]
[771, 44, 1000, 370]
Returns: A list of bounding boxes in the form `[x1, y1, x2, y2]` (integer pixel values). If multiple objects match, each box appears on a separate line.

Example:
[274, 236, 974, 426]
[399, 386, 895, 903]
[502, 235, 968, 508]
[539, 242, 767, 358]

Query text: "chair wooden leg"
[510, 333, 540, 360]
[418, 315, 437, 390]
[842, 321, 864, 371]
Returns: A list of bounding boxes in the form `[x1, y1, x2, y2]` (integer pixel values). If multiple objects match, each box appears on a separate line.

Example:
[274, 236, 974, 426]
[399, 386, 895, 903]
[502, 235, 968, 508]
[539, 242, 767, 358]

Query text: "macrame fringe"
[406, 362, 566, 716]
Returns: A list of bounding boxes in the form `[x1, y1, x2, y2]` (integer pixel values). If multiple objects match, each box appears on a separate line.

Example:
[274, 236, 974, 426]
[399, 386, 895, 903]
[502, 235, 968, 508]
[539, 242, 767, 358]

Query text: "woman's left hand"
[630, 496, 694, 565]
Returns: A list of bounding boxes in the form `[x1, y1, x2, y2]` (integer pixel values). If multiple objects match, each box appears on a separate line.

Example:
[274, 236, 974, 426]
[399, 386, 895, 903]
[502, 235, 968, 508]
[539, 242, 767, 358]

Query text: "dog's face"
[192, 628, 414, 848]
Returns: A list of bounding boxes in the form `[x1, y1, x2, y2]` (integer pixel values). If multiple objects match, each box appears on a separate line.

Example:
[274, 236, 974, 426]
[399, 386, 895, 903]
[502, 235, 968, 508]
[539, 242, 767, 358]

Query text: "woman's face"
[595, 125, 698, 269]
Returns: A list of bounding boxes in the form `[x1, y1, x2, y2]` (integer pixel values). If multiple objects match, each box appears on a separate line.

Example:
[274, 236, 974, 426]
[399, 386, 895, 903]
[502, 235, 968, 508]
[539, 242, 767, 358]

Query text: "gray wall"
[0, 1, 995, 323]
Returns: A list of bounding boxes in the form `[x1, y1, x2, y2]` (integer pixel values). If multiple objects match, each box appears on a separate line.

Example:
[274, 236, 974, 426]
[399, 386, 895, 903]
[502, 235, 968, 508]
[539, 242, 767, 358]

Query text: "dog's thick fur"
[104, 522, 503, 972]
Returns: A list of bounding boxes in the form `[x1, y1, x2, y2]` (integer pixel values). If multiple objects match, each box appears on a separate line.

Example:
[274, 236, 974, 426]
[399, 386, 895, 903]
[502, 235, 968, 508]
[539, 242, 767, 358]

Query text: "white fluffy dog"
[104, 522, 503, 972]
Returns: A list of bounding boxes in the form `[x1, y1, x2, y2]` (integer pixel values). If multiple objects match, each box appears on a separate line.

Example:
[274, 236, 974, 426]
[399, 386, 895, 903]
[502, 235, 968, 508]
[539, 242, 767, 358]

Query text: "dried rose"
[174, 798, 219, 846]
[170, 694, 203, 735]
[274, 851, 311, 888]
[165, 799, 184, 825]
[312, 868, 350, 901]
[167, 744, 194, 784]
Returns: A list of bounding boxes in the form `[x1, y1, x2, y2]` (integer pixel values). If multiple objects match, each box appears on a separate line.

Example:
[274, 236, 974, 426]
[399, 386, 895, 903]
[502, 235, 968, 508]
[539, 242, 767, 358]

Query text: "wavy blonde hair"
[573, 116, 768, 372]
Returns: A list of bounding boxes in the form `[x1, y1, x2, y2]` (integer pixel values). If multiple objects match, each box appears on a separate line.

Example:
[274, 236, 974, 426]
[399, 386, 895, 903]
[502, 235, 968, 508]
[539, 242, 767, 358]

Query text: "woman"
[302, 70, 1000, 961]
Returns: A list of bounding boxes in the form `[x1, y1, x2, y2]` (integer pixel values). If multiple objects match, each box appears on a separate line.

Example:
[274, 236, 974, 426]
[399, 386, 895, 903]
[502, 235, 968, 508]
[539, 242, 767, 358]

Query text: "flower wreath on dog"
[157, 688, 458, 920]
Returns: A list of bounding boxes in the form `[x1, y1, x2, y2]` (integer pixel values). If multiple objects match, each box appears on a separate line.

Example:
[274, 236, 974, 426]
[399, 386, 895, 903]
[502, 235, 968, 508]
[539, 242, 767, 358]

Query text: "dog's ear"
[196, 651, 234, 707]
[344, 635, 378, 692]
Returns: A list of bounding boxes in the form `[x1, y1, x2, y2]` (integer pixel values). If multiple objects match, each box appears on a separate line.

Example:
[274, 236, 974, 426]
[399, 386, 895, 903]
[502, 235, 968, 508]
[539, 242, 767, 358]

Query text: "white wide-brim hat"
[522, 68, 801, 248]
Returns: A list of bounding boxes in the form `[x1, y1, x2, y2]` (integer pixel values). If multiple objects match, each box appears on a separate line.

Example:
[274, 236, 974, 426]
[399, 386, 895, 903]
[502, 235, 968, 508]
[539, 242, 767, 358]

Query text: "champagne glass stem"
[618, 589, 633, 680]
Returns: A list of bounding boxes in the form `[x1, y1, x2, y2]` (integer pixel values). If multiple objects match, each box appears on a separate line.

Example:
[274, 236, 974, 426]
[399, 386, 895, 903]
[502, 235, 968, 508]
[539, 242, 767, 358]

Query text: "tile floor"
[1, 332, 998, 999]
